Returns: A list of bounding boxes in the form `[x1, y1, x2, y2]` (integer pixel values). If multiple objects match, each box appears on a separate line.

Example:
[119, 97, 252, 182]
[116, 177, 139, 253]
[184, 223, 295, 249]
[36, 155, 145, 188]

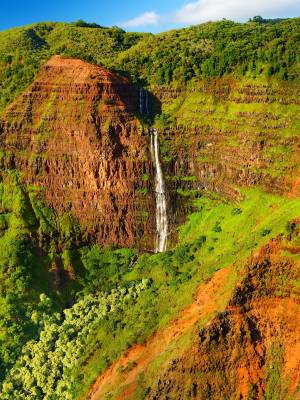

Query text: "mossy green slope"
[1, 183, 300, 398]
[0, 16, 299, 400]
[0, 22, 147, 111]
[1, 18, 299, 112]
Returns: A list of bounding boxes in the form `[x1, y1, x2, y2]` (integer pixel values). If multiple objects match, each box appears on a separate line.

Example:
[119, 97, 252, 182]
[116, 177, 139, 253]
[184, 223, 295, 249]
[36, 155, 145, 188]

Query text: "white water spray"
[150, 128, 168, 252]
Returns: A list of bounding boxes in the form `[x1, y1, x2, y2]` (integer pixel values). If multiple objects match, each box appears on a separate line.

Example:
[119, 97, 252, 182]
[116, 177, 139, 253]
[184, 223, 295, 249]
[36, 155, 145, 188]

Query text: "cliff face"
[148, 237, 300, 399]
[156, 79, 300, 202]
[0, 20, 300, 400]
[1, 57, 300, 250]
[0, 56, 155, 248]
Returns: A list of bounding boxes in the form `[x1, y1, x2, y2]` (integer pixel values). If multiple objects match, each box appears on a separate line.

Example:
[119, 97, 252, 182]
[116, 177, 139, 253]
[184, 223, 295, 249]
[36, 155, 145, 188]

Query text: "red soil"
[88, 266, 233, 400]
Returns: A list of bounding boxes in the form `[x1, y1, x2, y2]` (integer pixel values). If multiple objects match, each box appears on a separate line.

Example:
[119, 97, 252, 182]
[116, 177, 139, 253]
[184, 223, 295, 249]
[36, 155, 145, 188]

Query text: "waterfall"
[145, 91, 149, 116]
[139, 88, 149, 116]
[139, 88, 144, 115]
[150, 128, 168, 252]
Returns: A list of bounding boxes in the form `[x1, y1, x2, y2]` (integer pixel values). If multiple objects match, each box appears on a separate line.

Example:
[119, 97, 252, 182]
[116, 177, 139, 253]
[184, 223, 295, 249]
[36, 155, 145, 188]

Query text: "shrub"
[260, 228, 271, 237]
[213, 222, 222, 233]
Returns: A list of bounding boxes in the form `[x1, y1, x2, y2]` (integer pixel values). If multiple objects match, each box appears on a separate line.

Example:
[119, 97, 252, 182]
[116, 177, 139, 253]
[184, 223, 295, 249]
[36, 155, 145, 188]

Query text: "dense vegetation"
[0, 22, 147, 111]
[1, 280, 150, 399]
[0, 16, 299, 399]
[0, 171, 82, 380]
[1, 171, 300, 398]
[113, 18, 300, 85]
[0, 18, 299, 111]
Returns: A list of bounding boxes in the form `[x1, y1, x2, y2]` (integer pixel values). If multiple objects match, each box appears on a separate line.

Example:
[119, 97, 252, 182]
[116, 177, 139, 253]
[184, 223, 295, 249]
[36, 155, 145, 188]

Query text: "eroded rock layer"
[1, 57, 300, 250]
[0, 56, 155, 248]
[148, 238, 300, 399]
[156, 79, 300, 199]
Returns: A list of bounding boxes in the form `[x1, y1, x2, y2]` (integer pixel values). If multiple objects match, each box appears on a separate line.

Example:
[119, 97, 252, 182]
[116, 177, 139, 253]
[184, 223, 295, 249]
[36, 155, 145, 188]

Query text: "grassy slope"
[0, 22, 148, 111]
[80, 188, 300, 399]
[0, 17, 300, 399]
[2, 170, 300, 399]
[0, 18, 299, 112]
[138, 233, 300, 400]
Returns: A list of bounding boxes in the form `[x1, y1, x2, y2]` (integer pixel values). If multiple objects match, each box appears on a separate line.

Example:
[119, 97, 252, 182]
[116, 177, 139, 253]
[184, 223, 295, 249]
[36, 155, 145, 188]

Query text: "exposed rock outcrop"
[0, 56, 155, 248]
[1, 58, 299, 250]
[148, 238, 300, 399]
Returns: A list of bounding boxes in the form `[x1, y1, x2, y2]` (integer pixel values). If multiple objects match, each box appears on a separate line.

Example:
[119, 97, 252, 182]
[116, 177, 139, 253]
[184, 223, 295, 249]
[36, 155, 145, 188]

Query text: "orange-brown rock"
[0, 56, 155, 248]
[1, 58, 299, 250]
[147, 238, 300, 399]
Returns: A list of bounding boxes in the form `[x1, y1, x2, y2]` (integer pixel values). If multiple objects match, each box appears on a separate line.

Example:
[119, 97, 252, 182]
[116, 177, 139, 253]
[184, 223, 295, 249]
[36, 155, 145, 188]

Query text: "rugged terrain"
[0, 55, 155, 249]
[89, 234, 300, 400]
[148, 237, 300, 400]
[0, 17, 299, 400]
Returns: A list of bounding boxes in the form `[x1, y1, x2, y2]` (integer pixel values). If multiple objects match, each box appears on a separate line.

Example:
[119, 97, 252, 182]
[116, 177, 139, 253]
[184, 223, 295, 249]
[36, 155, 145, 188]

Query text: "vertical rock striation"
[0, 56, 156, 248]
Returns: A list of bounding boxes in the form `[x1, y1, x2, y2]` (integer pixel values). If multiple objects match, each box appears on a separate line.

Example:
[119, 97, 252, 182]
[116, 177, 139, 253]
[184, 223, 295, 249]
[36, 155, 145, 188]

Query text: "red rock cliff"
[0, 55, 155, 248]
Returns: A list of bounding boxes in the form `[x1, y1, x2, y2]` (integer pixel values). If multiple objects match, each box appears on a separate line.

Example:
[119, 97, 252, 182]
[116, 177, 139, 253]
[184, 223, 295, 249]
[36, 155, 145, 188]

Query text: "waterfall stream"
[150, 128, 168, 252]
[139, 87, 149, 116]
[139, 88, 144, 115]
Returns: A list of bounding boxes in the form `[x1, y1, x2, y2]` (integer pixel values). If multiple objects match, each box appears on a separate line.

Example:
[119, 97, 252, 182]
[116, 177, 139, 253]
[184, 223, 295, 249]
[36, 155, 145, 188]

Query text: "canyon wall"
[1, 57, 300, 249]
[156, 79, 300, 197]
[153, 79, 300, 242]
[0, 56, 156, 249]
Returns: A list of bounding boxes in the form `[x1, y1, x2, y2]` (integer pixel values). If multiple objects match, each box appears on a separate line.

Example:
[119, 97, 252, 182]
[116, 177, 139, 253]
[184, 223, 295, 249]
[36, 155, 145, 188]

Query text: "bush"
[213, 222, 222, 233]
[260, 228, 271, 237]
[231, 208, 242, 216]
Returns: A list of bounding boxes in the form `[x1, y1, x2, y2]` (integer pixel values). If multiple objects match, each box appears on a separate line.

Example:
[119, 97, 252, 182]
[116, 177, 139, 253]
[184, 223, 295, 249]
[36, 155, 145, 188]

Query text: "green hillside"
[0, 17, 300, 400]
[0, 21, 147, 111]
[0, 18, 299, 112]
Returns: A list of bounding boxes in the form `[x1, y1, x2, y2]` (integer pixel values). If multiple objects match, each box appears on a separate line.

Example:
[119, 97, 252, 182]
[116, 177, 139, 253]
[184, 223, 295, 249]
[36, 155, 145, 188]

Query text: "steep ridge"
[85, 226, 300, 400]
[0, 56, 155, 248]
[147, 237, 300, 399]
